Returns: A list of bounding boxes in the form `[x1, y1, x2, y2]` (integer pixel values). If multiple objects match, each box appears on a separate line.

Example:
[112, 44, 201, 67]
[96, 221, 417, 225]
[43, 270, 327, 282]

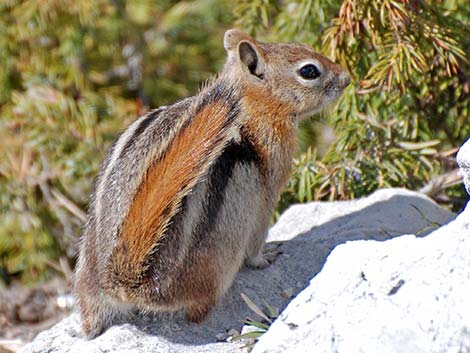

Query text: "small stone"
[215, 332, 226, 341]
[225, 328, 241, 342]
[56, 294, 74, 309]
[227, 328, 240, 337]
[280, 287, 295, 299]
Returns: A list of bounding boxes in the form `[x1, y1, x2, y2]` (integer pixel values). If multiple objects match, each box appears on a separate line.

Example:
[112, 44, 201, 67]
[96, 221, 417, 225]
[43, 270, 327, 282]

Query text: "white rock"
[252, 168, 470, 352]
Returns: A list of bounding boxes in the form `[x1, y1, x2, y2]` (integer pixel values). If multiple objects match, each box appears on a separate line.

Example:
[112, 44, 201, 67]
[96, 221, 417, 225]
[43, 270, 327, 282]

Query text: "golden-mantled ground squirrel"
[74, 29, 350, 338]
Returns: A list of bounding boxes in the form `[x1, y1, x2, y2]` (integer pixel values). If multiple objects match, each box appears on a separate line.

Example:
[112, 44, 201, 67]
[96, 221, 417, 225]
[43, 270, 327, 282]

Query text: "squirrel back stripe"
[119, 108, 165, 158]
[107, 85, 240, 285]
[93, 113, 150, 223]
[93, 107, 166, 224]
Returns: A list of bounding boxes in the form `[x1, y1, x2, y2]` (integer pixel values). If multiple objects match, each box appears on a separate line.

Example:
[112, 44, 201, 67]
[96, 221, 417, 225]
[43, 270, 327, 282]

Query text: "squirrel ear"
[237, 41, 265, 79]
[223, 29, 265, 79]
[224, 29, 252, 52]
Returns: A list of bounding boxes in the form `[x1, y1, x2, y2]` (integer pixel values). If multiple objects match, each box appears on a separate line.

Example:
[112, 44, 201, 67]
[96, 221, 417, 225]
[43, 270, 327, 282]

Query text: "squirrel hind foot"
[79, 303, 109, 339]
[81, 318, 106, 339]
[76, 290, 125, 339]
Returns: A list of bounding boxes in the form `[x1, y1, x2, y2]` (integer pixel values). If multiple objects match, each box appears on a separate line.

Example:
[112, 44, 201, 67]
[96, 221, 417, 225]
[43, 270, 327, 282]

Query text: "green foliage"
[237, 0, 469, 212]
[1, 0, 469, 284]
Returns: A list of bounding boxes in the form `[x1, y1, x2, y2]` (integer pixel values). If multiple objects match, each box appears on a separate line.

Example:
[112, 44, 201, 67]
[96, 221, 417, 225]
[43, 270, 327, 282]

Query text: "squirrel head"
[223, 29, 350, 121]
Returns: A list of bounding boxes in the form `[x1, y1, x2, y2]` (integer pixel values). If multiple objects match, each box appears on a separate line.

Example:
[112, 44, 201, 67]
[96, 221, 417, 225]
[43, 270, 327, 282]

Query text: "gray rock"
[457, 138, 470, 193]
[20, 188, 455, 353]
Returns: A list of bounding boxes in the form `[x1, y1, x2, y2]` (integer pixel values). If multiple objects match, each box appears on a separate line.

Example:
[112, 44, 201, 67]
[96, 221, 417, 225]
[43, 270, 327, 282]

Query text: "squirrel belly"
[73, 28, 350, 338]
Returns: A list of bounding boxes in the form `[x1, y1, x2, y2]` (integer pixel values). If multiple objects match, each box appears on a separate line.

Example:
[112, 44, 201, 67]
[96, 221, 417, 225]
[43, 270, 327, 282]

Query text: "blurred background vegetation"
[0, 0, 468, 285]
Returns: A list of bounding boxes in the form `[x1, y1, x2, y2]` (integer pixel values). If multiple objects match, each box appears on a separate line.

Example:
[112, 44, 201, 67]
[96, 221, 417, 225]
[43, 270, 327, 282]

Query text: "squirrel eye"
[298, 64, 321, 80]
